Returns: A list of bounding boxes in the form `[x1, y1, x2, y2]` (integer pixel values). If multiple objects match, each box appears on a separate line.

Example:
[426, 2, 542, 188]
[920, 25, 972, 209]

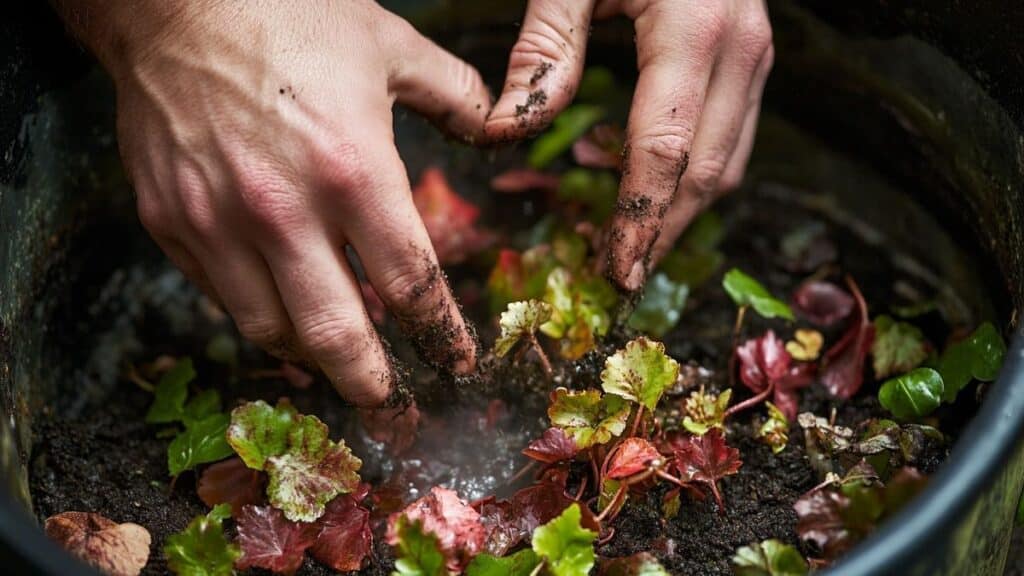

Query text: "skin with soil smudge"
[30, 183, 962, 574]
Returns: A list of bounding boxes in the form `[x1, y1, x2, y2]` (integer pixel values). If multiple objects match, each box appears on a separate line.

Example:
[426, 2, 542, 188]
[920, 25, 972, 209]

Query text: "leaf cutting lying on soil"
[310, 490, 373, 573]
[937, 321, 1006, 403]
[45, 512, 151, 576]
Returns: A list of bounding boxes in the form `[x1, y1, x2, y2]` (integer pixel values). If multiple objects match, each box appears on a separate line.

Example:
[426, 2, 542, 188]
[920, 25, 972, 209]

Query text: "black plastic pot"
[1, 1, 1022, 575]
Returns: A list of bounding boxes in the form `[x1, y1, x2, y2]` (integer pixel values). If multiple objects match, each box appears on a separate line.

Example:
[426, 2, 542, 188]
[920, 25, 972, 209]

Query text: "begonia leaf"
[168, 413, 234, 477]
[871, 315, 929, 379]
[606, 438, 662, 479]
[146, 358, 195, 424]
[878, 367, 944, 420]
[197, 456, 265, 516]
[495, 300, 553, 358]
[531, 504, 597, 576]
[681, 387, 731, 436]
[722, 269, 794, 320]
[547, 388, 630, 450]
[164, 504, 240, 576]
[671, 429, 741, 510]
[732, 539, 808, 576]
[235, 504, 319, 574]
[310, 493, 373, 573]
[387, 487, 486, 572]
[601, 337, 680, 412]
[523, 427, 579, 464]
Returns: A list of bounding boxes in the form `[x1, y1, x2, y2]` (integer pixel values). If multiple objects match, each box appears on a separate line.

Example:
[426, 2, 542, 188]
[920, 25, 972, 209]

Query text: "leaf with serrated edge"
[547, 388, 629, 449]
[227, 400, 297, 470]
[531, 504, 597, 576]
[495, 300, 552, 357]
[871, 315, 928, 379]
[236, 504, 319, 574]
[164, 504, 239, 576]
[601, 337, 679, 411]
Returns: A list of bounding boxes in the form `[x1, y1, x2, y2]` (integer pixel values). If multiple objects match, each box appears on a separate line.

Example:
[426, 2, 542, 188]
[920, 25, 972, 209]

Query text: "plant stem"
[709, 480, 725, 514]
[529, 560, 546, 576]
[724, 380, 774, 418]
[507, 461, 538, 485]
[728, 306, 747, 390]
[629, 405, 645, 438]
[573, 476, 589, 501]
[529, 334, 553, 378]
[594, 483, 628, 523]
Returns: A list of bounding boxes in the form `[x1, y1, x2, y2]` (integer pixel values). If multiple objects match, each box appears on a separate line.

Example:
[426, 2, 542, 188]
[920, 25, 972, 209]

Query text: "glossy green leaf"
[165, 504, 240, 576]
[494, 300, 553, 357]
[226, 400, 298, 470]
[465, 549, 540, 576]
[628, 273, 690, 337]
[146, 358, 196, 424]
[531, 504, 597, 576]
[601, 337, 680, 411]
[938, 322, 1006, 403]
[732, 539, 808, 576]
[528, 105, 605, 169]
[183, 390, 223, 426]
[168, 414, 234, 477]
[390, 517, 448, 576]
[871, 315, 928, 379]
[548, 388, 630, 449]
[878, 368, 944, 420]
[722, 269, 794, 320]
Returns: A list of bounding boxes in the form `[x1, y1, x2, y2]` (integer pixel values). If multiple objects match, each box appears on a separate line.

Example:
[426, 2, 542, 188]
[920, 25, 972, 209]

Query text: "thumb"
[483, 0, 596, 142]
[388, 20, 493, 144]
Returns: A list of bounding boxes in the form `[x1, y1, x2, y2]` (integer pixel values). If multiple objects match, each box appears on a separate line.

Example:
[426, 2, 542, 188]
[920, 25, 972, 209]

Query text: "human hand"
[484, 0, 774, 292]
[64, 0, 493, 405]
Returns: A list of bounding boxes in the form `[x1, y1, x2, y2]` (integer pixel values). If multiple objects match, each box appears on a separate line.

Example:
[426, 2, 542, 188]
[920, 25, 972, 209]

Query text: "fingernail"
[625, 261, 646, 292]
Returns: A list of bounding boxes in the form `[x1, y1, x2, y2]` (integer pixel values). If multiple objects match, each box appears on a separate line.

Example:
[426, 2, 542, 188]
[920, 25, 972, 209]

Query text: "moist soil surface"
[29, 183, 968, 575]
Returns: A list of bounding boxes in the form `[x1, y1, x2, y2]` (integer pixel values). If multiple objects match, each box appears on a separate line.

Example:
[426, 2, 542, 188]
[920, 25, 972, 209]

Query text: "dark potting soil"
[28, 184, 971, 575]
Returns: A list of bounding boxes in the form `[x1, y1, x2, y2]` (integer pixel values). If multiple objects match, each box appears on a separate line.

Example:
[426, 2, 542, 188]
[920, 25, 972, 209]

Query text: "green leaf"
[494, 300, 553, 357]
[165, 504, 240, 576]
[540, 267, 616, 359]
[548, 388, 630, 449]
[146, 358, 196, 424]
[265, 413, 362, 522]
[628, 273, 690, 338]
[183, 390, 223, 425]
[465, 549, 540, 576]
[938, 322, 1006, 403]
[205, 333, 239, 366]
[226, 400, 298, 470]
[557, 169, 618, 222]
[757, 402, 790, 454]
[722, 269, 794, 320]
[531, 504, 597, 576]
[682, 388, 731, 436]
[528, 105, 605, 169]
[878, 368, 944, 420]
[871, 315, 929, 379]
[391, 516, 448, 576]
[601, 337, 680, 412]
[732, 539, 808, 576]
[576, 67, 617, 103]
[168, 414, 234, 476]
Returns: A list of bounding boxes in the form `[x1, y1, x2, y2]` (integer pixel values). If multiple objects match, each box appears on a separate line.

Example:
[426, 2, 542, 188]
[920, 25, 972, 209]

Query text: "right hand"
[80, 0, 492, 406]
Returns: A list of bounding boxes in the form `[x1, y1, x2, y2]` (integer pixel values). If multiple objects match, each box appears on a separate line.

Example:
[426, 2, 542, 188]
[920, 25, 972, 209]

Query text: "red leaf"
[606, 438, 662, 479]
[820, 277, 874, 399]
[359, 404, 421, 456]
[572, 124, 624, 170]
[672, 429, 741, 511]
[523, 427, 578, 464]
[794, 489, 854, 560]
[475, 479, 598, 557]
[236, 505, 319, 575]
[310, 494, 372, 572]
[490, 169, 561, 193]
[386, 486, 486, 571]
[197, 457, 265, 516]
[792, 281, 855, 327]
[413, 167, 495, 265]
[736, 330, 814, 420]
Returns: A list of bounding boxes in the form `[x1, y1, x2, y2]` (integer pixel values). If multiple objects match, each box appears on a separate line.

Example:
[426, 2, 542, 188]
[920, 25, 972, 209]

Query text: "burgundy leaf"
[490, 169, 561, 193]
[413, 167, 495, 265]
[820, 278, 874, 399]
[386, 486, 486, 571]
[310, 494, 372, 572]
[792, 281, 855, 327]
[794, 489, 854, 560]
[523, 427, 578, 464]
[474, 478, 598, 557]
[736, 330, 815, 420]
[572, 124, 624, 169]
[672, 429, 741, 511]
[606, 438, 662, 479]
[197, 457, 265, 516]
[236, 505, 319, 575]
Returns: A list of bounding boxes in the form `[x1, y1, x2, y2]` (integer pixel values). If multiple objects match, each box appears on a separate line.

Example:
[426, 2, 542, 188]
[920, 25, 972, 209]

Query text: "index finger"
[606, 5, 719, 292]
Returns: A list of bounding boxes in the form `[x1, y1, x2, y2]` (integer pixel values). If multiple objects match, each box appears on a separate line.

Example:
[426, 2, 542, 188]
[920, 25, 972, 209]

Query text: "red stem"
[724, 380, 774, 418]
[528, 334, 553, 378]
[709, 480, 725, 514]
[507, 461, 538, 485]
[629, 405, 645, 438]
[594, 483, 628, 523]
[573, 476, 589, 501]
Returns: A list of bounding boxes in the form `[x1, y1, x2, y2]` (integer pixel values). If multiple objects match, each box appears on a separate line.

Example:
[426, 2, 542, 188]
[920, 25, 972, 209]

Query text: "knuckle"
[136, 194, 170, 237]
[632, 127, 692, 170]
[511, 26, 573, 66]
[296, 311, 367, 362]
[692, 8, 729, 48]
[686, 155, 729, 198]
[734, 13, 773, 62]
[235, 315, 288, 349]
[376, 259, 444, 322]
[236, 173, 306, 238]
[312, 139, 375, 198]
[178, 187, 218, 240]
